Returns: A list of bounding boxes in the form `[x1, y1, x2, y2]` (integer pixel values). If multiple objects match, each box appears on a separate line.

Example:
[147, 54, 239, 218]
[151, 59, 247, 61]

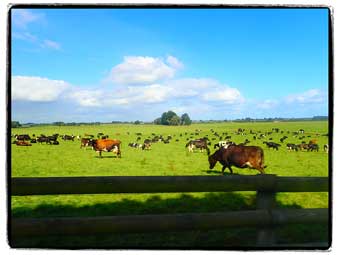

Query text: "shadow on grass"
[11, 192, 328, 249]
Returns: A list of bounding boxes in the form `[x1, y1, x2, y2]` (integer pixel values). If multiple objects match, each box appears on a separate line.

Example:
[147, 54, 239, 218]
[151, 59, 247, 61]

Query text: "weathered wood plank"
[11, 175, 328, 196]
[256, 190, 276, 247]
[11, 208, 327, 238]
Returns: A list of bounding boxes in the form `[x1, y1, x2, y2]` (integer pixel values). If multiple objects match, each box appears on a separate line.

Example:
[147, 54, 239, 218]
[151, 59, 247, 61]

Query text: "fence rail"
[11, 175, 328, 195]
[10, 175, 330, 248]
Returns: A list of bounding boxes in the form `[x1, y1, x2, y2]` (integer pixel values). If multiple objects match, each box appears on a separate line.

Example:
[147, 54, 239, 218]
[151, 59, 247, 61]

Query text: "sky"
[11, 7, 329, 123]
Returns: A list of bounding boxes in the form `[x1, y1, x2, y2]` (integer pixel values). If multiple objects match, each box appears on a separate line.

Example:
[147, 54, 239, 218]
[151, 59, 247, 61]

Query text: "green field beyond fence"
[10, 121, 329, 248]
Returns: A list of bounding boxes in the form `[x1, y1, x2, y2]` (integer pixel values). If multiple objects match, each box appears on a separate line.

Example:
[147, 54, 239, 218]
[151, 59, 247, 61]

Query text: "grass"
[10, 121, 330, 248]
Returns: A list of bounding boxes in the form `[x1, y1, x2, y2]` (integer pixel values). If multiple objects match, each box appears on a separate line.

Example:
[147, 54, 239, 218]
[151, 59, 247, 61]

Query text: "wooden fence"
[10, 174, 329, 248]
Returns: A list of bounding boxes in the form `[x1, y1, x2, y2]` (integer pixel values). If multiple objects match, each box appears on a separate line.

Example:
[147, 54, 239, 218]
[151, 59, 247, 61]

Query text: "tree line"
[153, 111, 192, 126]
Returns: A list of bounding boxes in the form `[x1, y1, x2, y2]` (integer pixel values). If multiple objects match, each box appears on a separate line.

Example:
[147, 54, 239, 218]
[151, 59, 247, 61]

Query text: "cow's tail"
[259, 149, 266, 170]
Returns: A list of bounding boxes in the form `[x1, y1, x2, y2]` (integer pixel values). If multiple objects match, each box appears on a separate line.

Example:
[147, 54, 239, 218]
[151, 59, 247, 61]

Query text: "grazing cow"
[47, 134, 58, 143]
[92, 139, 122, 158]
[324, 144, 329, 153]
[308, 144, 319, 152]
[128, 142, 141, 148]
[52, 141, 59, 145]
[80, 138, 94, 149]
[263, 141, 281, 150]
[186, 139, 210, 154]
[37, 136, 51, 144]
[142, 139, 152, 150]
[15, 134, 31, 141]
[280, 136, 288, 143]
[63, 135, 75, 141]
[15, 141, 32, 146]
[298, 143, 309, 151]
[286, 143, 299, 151]
[309, 139, 318, 145]
[208, 145, 265, 174]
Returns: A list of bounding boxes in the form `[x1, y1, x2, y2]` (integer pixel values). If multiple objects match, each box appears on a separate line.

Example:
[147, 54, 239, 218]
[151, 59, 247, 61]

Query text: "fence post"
[256, 175, 277, 247]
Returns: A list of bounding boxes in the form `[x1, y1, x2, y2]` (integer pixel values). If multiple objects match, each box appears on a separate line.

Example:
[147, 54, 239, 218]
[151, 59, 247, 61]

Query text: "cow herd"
[12, 126, 329, 175]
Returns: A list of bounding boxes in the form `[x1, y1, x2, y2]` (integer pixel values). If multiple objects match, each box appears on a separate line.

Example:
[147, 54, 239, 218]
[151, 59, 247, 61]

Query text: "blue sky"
[11, 8, 329, 123]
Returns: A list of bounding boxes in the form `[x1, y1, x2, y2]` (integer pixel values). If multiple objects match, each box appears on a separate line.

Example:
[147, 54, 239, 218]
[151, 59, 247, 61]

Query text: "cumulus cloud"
[12, 76, 69, 102]
[166, 55, 184, 69]
[202, 87, 244, 104]
[285, 89, 327, 104]
[107, 56, 180, 85]
[64, 77, 244, 111]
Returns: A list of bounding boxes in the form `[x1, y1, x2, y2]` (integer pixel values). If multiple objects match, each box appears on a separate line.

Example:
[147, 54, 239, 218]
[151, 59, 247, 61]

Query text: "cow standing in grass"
[92, 139, 122, 158]
[208, 144, 265, 175]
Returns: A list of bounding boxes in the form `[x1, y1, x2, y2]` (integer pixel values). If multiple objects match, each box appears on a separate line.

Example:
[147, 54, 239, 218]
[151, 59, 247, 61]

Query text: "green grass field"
[10, 121, 330, 248]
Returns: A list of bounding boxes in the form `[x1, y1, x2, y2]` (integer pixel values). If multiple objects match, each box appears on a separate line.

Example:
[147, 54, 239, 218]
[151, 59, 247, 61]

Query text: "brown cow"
[92, 139, 121, 158]
[208, 144, 265, 174]
[15, 141, 32, 146]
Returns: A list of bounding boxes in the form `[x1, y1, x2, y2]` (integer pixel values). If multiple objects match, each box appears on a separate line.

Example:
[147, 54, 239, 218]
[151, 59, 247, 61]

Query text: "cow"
[213, 140, 228, 149]
[15, 134, 31, 141]
[37, 136, 51, 144]
[63, 135, 75, 141]
[80, 138, 94, 149]
[186, 138, 210, 154]
[286, 143, 299, 151]
[298, 143, 309, 151]
[280, 136, 288, 143]
[308, 143, 319, 152]
[15, 141, 32, 146]
[324, 144, 329, 153]
[208, 144, 265, 175]
[263, 141, 281, 150]
[142, 139, 152, 150]
[309, 139, 318, 145]
[92, 139, 122, 158]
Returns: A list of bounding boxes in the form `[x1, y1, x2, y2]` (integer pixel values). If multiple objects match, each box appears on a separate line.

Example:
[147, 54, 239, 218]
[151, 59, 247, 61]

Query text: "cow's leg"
[222, 164, 233, 174]
[257, 167, 265, 174]
[221, 165, 227, 175]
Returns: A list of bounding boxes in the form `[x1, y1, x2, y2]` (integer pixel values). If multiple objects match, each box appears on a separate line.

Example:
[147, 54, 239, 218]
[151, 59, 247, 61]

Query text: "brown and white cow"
[92, 139, 121, 158]
[80, 138, 94, 149]
[208, 144, 265, 174]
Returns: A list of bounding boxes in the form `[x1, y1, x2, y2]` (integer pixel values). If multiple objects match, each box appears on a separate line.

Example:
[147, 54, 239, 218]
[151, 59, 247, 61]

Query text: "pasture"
[10, 121, 329, 248]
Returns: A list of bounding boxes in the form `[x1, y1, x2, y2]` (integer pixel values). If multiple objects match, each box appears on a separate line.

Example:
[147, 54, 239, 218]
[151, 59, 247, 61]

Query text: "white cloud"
[41, 39, 61, 50]
[12, 76, 69, 102]
[201, 87, 244, 104]
[285, 89, 327, 104]
[107, 56, 180, 85]
[166, 55, 184, 69]
[66, 89, 104, 107]
[12, 31, 37, 42]
[12, 9, 43, 29]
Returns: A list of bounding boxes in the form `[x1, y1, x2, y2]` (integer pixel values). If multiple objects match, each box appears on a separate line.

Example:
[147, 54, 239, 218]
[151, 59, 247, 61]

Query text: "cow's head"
[208, 154, 217, 169]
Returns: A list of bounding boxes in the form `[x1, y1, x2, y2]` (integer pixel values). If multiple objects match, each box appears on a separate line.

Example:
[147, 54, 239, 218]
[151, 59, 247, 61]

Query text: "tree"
[153, 117, 162, 125]
[11, 121, 21, 128]
[161, 110, 178, 125]
[169, 115, 181, 126]
[134, 120, 141, 125]
[180, 113, 192, 125]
